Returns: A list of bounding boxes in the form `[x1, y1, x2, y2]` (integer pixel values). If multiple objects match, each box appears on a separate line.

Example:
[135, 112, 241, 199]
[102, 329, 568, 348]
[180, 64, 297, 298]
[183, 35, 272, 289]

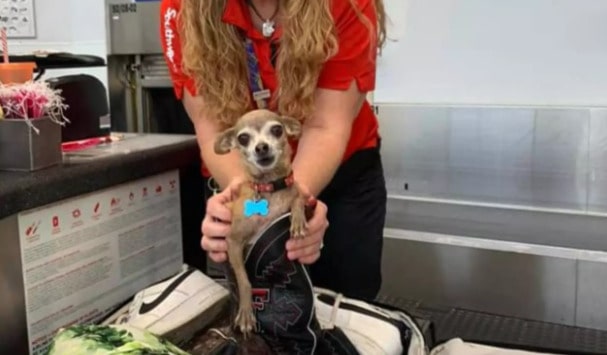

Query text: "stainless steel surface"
[106, 55, 136, 132]
[0, 118, 62, 172]
[141, 55, 171, 80]
[0, 215, 29, 354]
[107, 54, 144, 132]
[105, 0, 175, 133]
[105, 0, 162, 55]
[105, 0, 184, 134]
[140, 78, 173, 88]
[105, 0, 169, 132]
[134, 54, 147, 132]
[380, 233, 577, 326]
[106, 54, 180, 133]
[378, 105, 607, 251]
[576, 260, 607, 331]
[378, 104, 607, 331]
[378, 105, 596, 211]
[385, 196, 607, 251]
[588, 108, 607, 213]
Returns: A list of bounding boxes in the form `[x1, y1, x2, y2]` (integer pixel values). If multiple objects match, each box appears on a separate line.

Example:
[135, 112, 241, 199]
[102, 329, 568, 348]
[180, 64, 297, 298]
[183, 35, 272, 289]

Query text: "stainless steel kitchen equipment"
[105, 0, 193, 135]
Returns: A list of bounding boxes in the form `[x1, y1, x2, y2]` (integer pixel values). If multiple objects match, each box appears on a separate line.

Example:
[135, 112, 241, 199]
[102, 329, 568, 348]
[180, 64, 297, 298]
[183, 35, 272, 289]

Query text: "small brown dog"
[214, 109, 308, 338]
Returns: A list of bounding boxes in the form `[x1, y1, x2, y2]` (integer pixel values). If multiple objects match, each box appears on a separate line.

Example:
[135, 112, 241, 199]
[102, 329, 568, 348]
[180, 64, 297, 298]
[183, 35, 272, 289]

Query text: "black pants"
[202, 144, 387, 302]
[309, 144, 387, 301]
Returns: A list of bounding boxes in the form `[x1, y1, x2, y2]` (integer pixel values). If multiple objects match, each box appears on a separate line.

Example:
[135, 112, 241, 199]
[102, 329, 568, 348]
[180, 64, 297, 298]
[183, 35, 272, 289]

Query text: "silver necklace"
[247, 0, 280, 38]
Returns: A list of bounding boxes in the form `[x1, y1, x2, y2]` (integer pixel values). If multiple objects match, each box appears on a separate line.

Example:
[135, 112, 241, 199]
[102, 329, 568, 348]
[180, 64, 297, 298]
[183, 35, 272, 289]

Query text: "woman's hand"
[286, 184, 330, 264]
[200, 178, 241, 263]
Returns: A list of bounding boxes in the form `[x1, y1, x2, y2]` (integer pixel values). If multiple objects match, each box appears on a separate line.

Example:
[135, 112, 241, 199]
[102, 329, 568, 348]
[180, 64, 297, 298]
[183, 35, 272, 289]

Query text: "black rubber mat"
[374, 294, 439, 347]
[373, 294, 420, 313]
[375, 294, 449, 320]
[375, 294, 607, 355]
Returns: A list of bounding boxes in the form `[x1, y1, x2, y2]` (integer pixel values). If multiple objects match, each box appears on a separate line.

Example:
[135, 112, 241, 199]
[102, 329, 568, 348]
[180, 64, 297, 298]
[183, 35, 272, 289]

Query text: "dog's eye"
[237, 133, 250, 146]
[270, 125, 283, 138]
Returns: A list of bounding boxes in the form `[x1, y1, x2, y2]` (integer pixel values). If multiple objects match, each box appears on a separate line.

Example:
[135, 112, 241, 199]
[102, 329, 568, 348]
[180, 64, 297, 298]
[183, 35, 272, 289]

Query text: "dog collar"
[252, 173, 295, 193]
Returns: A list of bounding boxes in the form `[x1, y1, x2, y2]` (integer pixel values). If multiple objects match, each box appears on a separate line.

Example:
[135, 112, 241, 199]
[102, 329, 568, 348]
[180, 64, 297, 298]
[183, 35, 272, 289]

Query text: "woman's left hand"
[285, 197, 329, 264]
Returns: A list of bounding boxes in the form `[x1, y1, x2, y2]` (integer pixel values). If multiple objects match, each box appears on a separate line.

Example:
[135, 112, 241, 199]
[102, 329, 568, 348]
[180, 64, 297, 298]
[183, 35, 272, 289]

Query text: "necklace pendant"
[262, 20, 275, 38]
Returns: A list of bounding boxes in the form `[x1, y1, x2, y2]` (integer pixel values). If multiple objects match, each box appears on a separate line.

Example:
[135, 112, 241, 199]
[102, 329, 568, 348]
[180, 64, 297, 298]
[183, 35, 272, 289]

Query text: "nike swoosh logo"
[139, 267, 197, 314]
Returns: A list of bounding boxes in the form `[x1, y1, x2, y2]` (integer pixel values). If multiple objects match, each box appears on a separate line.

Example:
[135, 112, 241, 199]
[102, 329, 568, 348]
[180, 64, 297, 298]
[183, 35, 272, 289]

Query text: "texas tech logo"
[251, 288, 270, 331]
[252, 288, 270, 311]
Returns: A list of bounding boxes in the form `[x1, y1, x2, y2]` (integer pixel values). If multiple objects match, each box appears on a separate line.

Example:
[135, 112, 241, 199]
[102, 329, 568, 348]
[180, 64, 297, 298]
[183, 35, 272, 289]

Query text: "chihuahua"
[214, 109, 309, 338]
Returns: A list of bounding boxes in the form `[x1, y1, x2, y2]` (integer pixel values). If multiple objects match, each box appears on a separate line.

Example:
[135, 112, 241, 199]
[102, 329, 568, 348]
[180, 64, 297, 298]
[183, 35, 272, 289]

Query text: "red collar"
[252, 172, 295, 193]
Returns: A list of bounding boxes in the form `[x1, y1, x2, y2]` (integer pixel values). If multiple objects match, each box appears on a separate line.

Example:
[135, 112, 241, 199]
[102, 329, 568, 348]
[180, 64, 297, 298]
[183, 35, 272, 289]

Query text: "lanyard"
[202, 38, 269, 199]
[244, 37, 272, 109]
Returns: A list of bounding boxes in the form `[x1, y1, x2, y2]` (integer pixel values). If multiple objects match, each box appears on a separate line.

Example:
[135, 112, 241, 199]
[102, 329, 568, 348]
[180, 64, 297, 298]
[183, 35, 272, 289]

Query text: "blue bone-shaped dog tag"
[244, 198, 269, 217]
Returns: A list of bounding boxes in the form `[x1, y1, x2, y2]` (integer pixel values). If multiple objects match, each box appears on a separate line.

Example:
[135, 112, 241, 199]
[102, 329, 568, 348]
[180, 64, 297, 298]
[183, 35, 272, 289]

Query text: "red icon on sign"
[169, 180, 176, 189]
[111, 197, 120, 207]
[142, 187, 148, 197]
[26, 221, 40, 237]
[72, 209, 81, 218]
[129, 192, 135, 201]
[52, 216, 59, 228]
[94, 202, 100, 213]
[156, 185, 162, 193]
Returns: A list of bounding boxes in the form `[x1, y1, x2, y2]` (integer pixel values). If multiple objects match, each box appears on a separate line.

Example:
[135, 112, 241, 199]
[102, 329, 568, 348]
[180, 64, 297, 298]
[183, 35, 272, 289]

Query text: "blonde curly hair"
[179, 0, 387, 128]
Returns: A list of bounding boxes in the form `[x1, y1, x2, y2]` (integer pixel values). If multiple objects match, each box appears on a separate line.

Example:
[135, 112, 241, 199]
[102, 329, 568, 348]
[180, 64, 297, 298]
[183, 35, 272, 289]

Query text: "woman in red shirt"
[160, 0, 387, 301]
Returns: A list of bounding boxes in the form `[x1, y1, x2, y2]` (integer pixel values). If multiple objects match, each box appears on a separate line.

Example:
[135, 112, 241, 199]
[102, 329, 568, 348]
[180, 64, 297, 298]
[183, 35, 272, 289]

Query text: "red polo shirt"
[160, 0, 379, 177]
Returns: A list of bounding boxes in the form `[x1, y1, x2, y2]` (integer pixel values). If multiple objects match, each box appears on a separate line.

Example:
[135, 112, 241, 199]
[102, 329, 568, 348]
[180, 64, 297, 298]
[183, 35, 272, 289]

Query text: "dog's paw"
[234, 308, 256, 338]
[290, 224, 308, 239]
[290, 215, 308, 239]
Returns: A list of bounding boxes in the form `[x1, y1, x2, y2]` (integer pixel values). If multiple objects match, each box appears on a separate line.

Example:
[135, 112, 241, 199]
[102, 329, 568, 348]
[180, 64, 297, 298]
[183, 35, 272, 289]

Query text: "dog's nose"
[255, 143, 269, 155]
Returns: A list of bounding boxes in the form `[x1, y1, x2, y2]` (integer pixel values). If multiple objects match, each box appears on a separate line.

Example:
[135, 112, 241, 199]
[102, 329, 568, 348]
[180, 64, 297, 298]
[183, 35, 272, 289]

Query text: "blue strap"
[244, 38, 271, 109]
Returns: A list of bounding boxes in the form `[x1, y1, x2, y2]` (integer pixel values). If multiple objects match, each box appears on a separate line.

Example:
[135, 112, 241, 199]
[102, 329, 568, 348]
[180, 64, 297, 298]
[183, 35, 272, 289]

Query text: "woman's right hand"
[200, 178, 242, 263]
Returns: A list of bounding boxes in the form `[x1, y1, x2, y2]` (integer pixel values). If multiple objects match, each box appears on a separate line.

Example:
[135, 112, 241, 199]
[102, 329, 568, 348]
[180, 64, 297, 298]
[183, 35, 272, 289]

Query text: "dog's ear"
[214, 128, 237, 155]
[278, 116, 302, 138]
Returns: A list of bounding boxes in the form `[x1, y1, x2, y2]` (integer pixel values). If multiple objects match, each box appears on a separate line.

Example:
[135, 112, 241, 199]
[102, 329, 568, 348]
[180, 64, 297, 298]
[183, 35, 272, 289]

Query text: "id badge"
[253, 89, 271, 101]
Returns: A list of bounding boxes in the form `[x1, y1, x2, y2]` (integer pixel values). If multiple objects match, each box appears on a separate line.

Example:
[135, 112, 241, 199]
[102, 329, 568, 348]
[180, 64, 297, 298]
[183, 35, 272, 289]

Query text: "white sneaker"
[102, 264, 230, 345]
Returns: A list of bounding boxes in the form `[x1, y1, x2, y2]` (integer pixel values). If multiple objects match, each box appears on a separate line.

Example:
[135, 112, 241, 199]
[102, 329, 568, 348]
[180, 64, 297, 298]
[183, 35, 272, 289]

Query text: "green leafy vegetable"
[45, 324, 189, 355]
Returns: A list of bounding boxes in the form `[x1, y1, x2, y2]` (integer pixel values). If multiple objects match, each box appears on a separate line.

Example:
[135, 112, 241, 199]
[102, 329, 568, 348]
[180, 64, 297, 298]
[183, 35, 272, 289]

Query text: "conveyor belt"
[375, 294, 607, 355]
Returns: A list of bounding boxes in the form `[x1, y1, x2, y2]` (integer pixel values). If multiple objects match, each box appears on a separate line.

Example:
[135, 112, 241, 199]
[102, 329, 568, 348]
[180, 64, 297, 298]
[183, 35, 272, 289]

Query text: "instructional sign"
[18, 170, 183, 355]
[0, 0, 35, 38]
